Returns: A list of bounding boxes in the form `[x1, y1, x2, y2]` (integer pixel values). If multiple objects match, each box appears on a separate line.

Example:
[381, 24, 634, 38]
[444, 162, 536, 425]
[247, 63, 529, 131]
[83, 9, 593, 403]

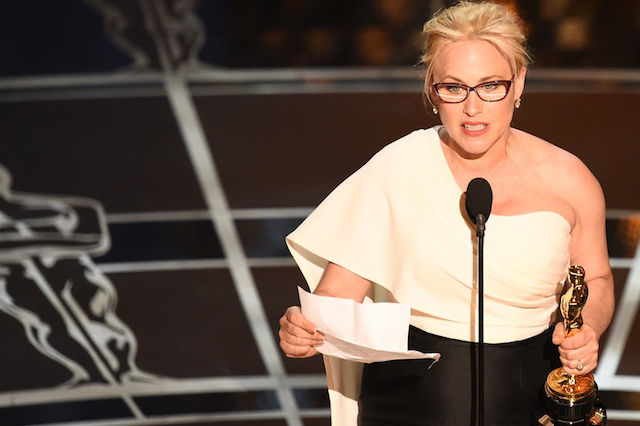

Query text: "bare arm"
[314, 262, 373, 302]
[570, 181, 614, 339]
[279, 262, 372, 358]
[553, 160, 614, 375]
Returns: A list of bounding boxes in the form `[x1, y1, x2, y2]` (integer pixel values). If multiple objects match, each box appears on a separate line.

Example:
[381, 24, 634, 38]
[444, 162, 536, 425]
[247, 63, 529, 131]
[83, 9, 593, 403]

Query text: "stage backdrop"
[1, 1, 639, 425]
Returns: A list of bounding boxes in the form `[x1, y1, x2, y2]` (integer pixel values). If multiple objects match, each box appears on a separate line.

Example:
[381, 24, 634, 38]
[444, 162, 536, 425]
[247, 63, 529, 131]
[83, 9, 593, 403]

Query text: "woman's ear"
[424, 79, 432, 100]
[514, 66, 527, 100]
[424, 79, 438, 108]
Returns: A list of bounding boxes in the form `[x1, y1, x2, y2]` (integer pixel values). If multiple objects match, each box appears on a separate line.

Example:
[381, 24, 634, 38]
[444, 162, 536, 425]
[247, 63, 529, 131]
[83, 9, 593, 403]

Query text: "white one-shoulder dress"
[286, 127, 571, 425]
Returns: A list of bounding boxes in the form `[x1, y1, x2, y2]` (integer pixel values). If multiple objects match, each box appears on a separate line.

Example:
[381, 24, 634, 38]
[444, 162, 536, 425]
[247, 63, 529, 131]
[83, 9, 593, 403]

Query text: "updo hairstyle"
[419, 1, 532, 89]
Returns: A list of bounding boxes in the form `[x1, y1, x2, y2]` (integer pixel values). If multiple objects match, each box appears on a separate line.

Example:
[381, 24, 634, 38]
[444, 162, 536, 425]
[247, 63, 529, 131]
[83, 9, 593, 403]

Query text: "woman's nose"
[463, 90, 484, 116]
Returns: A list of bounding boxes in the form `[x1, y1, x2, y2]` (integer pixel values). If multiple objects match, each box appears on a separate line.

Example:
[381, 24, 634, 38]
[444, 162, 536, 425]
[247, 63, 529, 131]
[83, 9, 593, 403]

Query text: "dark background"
[0, 1, 638, 425]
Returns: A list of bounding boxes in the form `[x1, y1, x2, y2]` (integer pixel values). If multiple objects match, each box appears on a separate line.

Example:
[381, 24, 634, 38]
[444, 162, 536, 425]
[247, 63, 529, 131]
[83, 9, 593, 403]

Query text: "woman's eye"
[482, 83, 498, 91]
[445, 85, 462, 93]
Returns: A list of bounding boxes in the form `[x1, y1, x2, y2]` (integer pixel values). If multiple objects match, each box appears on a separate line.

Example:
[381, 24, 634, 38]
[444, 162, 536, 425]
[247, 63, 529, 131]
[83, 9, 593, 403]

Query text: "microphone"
[465, 177, 492, 426]
[465, 177, 493, 236]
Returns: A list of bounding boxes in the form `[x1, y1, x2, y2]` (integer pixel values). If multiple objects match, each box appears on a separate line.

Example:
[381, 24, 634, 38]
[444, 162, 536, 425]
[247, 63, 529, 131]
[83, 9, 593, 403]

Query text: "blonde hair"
[419, 1, 531, 88]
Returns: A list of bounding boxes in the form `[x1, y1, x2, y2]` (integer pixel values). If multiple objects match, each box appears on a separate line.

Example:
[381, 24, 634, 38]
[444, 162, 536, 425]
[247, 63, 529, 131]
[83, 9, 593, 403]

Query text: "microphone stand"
[465, 177, 492, 426]
[476, 213, 487, 426]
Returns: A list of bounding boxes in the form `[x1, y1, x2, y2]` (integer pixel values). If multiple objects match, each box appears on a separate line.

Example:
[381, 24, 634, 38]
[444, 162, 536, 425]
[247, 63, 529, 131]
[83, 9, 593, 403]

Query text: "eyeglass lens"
[435, 81, 510, 102]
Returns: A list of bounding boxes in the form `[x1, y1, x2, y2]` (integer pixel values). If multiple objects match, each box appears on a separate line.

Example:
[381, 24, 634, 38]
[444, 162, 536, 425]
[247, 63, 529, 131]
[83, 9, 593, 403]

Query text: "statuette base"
[543, 368, 606, 425]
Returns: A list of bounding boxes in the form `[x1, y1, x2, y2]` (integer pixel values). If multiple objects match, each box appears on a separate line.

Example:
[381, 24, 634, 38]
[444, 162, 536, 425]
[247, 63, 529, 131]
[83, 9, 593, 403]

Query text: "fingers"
[278, 306, 324, 358]
[552, 322, 564, 345]
[284, 306, 317, 334]
[278, 318, 323, 347]
[279, 307, 322, 344]
[279, 328, 321, 358]
[555, 324, 599, 375]
[558, 326, 598, 353]
[559, 351, 598, 375]
[559, 326, 595, 350]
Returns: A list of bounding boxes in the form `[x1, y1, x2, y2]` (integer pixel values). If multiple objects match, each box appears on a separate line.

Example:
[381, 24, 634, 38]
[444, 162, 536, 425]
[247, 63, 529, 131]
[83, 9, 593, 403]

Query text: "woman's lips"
[461, 123, 488, 135]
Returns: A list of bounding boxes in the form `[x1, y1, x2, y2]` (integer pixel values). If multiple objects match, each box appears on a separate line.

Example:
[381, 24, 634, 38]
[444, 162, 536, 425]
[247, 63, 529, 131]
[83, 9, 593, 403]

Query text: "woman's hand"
[279, 306, 324, 358]
[552, 322, 599, 375]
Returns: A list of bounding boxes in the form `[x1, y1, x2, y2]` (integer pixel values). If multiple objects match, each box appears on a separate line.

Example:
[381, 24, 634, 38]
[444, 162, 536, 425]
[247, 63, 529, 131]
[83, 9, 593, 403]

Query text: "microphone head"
[465, 177, 493, 224]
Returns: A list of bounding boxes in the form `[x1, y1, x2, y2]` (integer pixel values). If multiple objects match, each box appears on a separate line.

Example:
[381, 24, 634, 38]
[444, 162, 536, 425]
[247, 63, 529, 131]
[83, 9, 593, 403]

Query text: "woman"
[279, 2, 614, 425]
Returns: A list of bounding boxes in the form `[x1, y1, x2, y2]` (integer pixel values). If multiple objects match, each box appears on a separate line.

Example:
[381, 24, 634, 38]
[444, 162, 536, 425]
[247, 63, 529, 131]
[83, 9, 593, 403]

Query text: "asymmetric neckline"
[430, 127, 572, 230]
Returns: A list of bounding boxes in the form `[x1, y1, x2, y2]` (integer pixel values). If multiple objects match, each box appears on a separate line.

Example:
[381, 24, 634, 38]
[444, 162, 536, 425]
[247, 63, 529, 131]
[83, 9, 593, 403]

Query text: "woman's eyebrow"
[437, 74, 509, 84]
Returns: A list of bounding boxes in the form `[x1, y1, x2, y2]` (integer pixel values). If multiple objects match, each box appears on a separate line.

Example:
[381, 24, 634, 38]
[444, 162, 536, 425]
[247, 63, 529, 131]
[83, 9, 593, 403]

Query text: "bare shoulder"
[511, 129, 605, 222]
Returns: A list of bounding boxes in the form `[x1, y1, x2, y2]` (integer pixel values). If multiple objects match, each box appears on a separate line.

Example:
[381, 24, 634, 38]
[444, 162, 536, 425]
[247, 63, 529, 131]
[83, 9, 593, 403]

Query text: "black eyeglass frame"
[431, 79, 514, 103]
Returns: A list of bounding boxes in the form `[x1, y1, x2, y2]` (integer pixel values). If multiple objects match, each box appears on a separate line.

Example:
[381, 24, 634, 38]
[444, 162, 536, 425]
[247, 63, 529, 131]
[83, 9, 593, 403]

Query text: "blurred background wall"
[0, 1, 639, 425]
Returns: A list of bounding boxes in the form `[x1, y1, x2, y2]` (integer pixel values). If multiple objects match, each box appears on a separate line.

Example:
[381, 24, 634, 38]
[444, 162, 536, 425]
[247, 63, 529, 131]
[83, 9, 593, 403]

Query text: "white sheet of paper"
[298, 287, 440, 364]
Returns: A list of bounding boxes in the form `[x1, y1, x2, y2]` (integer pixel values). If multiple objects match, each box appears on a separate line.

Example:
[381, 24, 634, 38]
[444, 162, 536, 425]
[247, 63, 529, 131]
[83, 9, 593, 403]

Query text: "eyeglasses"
[432, 79, 513, 103]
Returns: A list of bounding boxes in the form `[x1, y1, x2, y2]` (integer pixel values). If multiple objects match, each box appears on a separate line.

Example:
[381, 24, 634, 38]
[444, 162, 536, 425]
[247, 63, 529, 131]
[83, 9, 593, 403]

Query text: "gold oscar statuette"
[542, 265, 606, 425]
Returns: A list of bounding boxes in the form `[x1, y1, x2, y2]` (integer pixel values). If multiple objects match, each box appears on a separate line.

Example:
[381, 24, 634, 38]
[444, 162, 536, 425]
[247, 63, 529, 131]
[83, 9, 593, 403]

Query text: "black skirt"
[359, 326, 561, 426]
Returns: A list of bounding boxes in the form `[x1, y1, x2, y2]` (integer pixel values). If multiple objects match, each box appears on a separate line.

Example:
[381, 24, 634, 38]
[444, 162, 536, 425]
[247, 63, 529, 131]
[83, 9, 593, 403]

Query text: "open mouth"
[462, 124, 487, 131]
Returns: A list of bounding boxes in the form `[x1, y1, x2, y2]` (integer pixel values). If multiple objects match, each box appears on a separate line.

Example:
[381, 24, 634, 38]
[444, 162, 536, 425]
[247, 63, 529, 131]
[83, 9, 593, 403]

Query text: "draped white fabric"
[286, 127, 571, 425]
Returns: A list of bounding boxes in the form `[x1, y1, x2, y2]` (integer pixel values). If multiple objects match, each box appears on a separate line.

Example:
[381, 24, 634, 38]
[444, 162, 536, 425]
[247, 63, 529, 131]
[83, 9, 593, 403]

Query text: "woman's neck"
[439, 126, 514, 185]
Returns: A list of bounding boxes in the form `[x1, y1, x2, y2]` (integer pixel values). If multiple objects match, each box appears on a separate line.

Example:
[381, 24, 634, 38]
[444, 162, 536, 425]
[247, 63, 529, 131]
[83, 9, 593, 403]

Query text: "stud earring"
[515, 98, 521, 109]
[432, 106, 438, 115]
